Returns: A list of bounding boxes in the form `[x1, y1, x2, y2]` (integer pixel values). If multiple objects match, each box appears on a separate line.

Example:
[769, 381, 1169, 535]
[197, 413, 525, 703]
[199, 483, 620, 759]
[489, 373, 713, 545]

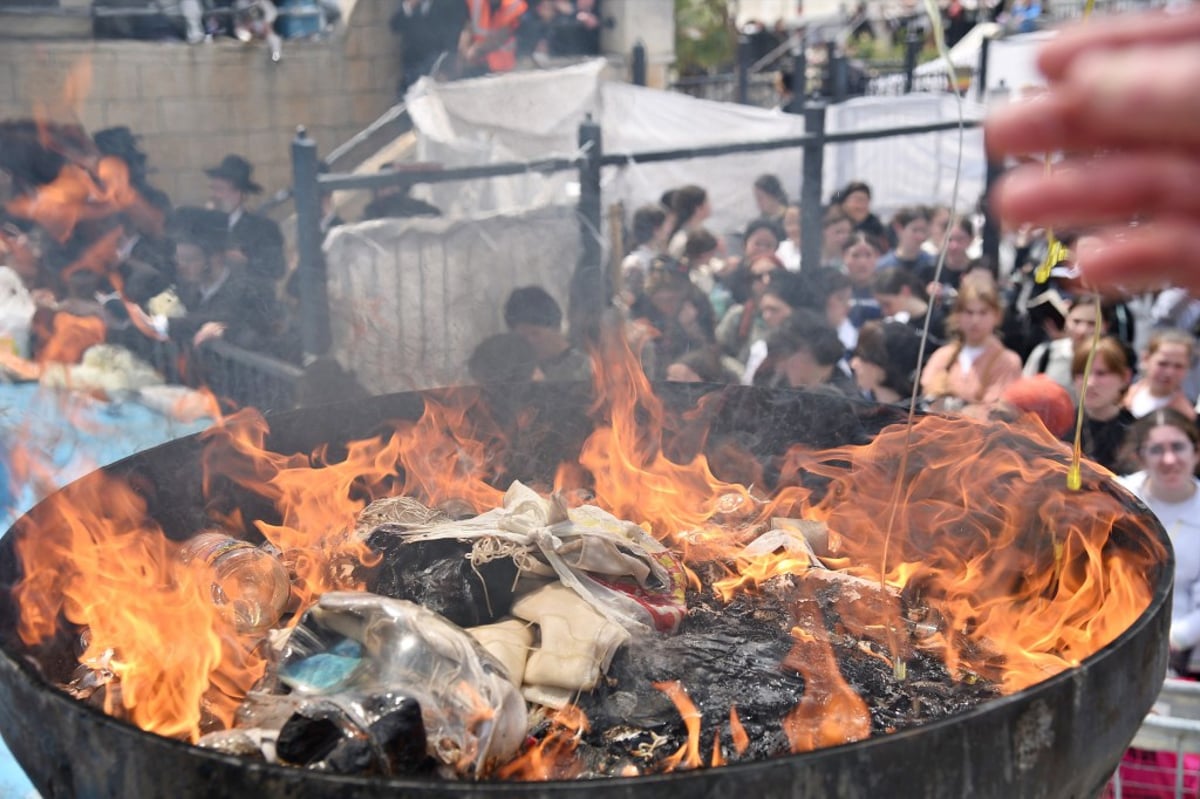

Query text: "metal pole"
[975, 34, 990, 103]
[736, 32, 751, 105]
[831, 49, 848, 104]
[631, 40, 647, 87]
[981, 131, 1004, 276]
[903, 23, 922, 94]
[291, 126, 330, 361]
[787, 29, 807, 114]
[801, 103, 826, 273]
[570, 116, 605, 345]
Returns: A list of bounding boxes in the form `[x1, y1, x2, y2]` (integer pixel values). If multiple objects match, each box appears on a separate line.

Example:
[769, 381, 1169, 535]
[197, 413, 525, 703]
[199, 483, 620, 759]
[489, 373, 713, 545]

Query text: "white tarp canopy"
[405, 60, 987, 243]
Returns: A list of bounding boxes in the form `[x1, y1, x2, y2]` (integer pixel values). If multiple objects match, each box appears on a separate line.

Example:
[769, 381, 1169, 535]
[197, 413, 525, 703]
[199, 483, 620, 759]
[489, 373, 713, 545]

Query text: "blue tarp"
[0, 382, 214, 797]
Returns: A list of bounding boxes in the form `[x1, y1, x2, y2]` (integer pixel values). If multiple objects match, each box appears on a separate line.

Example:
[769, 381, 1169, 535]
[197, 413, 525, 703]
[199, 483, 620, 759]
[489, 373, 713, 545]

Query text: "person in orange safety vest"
[459, 0, 528, 74]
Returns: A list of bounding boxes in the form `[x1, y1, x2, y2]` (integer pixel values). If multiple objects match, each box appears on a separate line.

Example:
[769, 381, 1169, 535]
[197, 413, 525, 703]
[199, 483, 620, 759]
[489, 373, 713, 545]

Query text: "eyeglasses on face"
[1143, 440, 1195, 459]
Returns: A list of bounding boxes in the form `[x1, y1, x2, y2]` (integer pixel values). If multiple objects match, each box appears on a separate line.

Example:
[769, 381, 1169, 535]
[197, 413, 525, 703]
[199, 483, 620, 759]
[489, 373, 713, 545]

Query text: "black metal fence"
[290, 104, 984, 362]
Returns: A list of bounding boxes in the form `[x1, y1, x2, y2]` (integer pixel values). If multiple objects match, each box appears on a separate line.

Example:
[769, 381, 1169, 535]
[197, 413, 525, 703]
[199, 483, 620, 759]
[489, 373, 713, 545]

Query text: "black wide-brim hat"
[203, 154, 263, 194]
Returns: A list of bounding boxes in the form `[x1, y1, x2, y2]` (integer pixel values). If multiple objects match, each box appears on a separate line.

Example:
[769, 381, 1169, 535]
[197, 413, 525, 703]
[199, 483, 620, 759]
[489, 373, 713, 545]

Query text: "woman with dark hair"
[877, 205, 936, 275]
[1071, 335, 1136, 474]
[715, 253, 784, 365]
[831, 180, 887, 246]
[921, 213, 978, 293]
[757, 308, 859, 396]
[841, 232, 884, 329]
[752, 173, 788, 222]
[666, 185, 711, 259]
[619, 203, 670, 307]
[850, 319, 923, 404]
[820, 206, 854, 269]
[872, 266, 946, 344]
[1117, 408, 1200, 674]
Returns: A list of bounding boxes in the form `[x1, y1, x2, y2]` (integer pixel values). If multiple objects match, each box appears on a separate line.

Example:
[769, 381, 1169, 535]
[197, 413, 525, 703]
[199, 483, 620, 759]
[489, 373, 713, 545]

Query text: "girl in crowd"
[742, 270, 804, 385]
[715, 254, 783, 365]
[629, 262, 718, 381]
[922, 204, 951, 258]
[619, 203, 670, 308]
[850, 319, 923, 405]
[876, 206, 936, 275]
[1124, 329, 1197, 421]
[797, 266, 857, 353]
[820, 206, 854, 269]
[872, 266, 945, 344]
[1072, 336, 1136, 475]
[758, 308, 859, 396]
[922, 214, 977, 293]
[1023, 294, 1104, 395]
[665, 185, 712, 259]
[842, 232, 884, 329]
[831, 180, 887, 246]
[1117, 409, 1200, 674]
[752, 174, 788, 223]
[920, 273, 1023, 414]
[776, 204, 802, 272]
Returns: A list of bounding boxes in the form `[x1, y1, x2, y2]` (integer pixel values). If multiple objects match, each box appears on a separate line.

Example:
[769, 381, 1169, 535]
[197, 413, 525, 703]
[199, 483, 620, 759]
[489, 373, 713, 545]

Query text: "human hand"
[986, 7, 1200, 292]
[193, 321, 227, 347]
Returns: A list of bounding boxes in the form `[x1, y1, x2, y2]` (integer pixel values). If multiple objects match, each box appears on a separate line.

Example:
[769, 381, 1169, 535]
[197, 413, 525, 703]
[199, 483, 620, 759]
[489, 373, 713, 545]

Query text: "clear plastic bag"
[278, 592, 528, 777]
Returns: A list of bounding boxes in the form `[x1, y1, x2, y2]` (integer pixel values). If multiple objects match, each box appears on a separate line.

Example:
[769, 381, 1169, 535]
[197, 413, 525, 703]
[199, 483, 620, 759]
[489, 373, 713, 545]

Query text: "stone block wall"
[0, 0, 401, 207]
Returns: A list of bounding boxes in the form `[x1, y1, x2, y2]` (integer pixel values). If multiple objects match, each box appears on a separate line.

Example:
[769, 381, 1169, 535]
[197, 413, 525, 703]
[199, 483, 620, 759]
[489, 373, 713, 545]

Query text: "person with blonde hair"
[1124, 329, 1197, 421]
[920, 273, 1023, 414]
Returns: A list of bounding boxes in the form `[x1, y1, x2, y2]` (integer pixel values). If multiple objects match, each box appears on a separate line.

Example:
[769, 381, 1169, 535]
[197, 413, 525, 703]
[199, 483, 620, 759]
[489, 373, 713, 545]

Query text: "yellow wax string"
[1067, 296, 1103, 492]
[1063, 0, 1099, 491]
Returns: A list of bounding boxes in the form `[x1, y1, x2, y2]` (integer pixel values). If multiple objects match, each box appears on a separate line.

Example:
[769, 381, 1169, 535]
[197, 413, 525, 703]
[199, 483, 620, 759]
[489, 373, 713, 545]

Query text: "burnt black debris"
[361, 528, 520, 628]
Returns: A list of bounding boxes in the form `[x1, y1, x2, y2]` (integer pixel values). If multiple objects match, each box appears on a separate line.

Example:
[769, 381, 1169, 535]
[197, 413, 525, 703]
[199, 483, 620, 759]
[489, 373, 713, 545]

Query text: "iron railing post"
[976, 33, 991, 102]
[787, 29, 807, 114]
[631, 40, 647, 87]
[982, 137, 1004, 275]
[801, 103, 826, 272]
[571, 116, 605, 343]
[904, 22, 922, 94]
[831, 46, 848, 103]
[291, 126, 331, 361]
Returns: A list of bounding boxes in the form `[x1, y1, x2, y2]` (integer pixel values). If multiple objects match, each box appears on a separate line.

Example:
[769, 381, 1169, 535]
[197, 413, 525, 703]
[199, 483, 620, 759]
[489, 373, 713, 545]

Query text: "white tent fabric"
[406, 61, 988, 243]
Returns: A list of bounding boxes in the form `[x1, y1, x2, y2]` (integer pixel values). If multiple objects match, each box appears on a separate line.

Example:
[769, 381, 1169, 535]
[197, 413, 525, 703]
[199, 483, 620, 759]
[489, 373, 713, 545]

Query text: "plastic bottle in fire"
[180, 532, 291, 634]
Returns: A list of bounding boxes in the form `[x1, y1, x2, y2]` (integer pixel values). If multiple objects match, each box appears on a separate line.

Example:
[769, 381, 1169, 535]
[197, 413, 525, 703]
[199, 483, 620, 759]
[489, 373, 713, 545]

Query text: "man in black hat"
[125, 207, 286, 356]
[205, 154, 286, 287]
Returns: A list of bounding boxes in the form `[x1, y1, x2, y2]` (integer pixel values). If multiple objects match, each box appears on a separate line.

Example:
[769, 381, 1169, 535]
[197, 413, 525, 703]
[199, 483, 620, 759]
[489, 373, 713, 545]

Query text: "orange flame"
[12, 471, 261, 740]
[8, 322, 1166, 765]
[653, 680, 704, 771]
[494, 705, 590, 781]
[729, 706, 749, 756]
[781, 605, 872, 752]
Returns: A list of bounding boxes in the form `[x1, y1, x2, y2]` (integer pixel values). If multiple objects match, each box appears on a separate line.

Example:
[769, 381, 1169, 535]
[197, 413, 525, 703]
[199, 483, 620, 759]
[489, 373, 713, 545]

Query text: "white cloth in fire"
[400, 481, 688, 636]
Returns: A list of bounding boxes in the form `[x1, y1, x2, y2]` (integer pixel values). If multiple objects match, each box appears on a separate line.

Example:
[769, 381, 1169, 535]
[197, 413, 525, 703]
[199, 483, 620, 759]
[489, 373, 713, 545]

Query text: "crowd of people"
[473, 155, 1200, 551]
[0, 124, 302, 388]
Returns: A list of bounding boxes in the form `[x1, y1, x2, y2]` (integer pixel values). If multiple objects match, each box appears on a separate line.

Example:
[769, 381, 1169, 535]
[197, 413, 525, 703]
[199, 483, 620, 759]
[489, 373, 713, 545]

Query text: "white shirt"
[1118, 472, 1200, 661]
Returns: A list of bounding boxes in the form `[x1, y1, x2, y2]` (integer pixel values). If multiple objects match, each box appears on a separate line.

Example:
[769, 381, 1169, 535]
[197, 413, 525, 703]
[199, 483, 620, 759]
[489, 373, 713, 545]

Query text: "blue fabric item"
[0, 383, 214, 796]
